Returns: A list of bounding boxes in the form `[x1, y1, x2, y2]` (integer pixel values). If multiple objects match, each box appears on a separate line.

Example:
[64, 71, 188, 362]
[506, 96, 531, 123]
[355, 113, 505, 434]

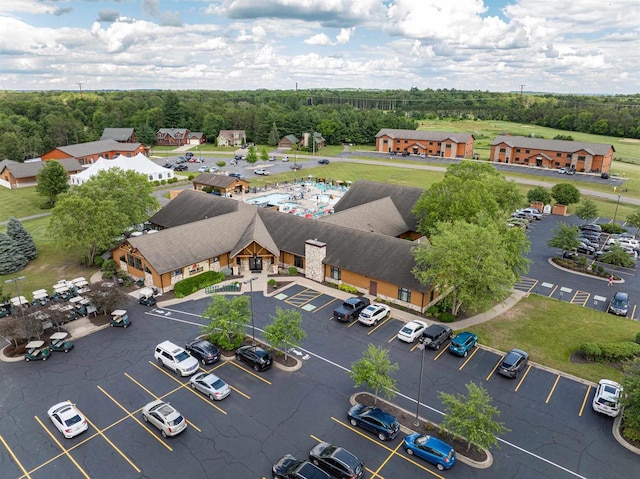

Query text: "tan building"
[0, 158, 83, 189]
[217, 130, 246, 147]
[490, 135, 614, 173]
[41, 139, 147, 166]
[278, 134, 300, 149]
[191, 173, 250, 198]
[375, 129, 475, 158]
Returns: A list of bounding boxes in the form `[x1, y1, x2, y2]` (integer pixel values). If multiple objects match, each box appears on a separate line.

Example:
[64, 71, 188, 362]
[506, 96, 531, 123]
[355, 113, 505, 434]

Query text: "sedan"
[236, 345, 273, 371]
[448, 332, 478, 357]
[282, 156, 289, 162]
[592, 379, 623, 417]
[497, 348, 529, 378]
[317, 159, 330, 165]
[358, 303, 390, 326]
[141, 400, 187, 437]
[608, 291, 629, 316]
[254, 168, 270, 176]
[576, 242, 595, 255]
[309, 442, 364, 479]
[47, 401, 88, 439]
[174, 164, 188, 171]
[185, 338, 220, 365]
[397, 320, 428, 343]
[347, 404, 399, 441]
[189, 372, 230, 401]
[403, 433, 456, 471]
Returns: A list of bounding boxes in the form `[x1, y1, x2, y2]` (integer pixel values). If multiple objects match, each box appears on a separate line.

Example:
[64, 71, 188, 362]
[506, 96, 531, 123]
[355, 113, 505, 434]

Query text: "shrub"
[188, 175, 194, 181]
[173, 271, 225, 298]
[600, 223, 626, 234]
[288, 266, 298, 276]
[439, 312, 456, 323]
[268, 278, 277, 287]
[102, 259, 117, 278]
[579, 341, 640, 362]
[153, 180, 160, 186]
[203, 186, 213, 194]
[93, 256, 104, 267]
[220, 266, 232, 276]
[160, 179, 166, 185]
[579, 343, 602, 360]
[338, 283, 358, 294]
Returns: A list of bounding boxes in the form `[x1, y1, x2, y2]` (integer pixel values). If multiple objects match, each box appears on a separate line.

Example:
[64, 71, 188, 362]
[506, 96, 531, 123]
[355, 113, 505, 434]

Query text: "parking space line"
[314, 297, 338, 312]
[548, 285, 558, 297]
[433, 345, 449, 361]
[387, 334, 398, 343]
[545, 375, 561, 404]
[459, 347, 479, 370]
[34, 415, 90, 479]
[348, 319, 359, 328]
[579, 386, 592, 417]
[367, 316, 392, 335]
[631, 304, 637, 320]
[0, 435, 31, 479]
[203, 363, 252, 398]
[571, 291, 590, 307]
[226, 359, 272, 384]
[310, 433, 387, 479]
[371, 442, 403, 479]
[486, 357, 502, 381]
[514, 365, 532, 392]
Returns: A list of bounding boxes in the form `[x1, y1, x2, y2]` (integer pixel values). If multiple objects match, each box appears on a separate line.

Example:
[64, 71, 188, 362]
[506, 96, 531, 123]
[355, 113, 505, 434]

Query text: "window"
[499, 148, 506, 153]
[171, 269, 182, 277]
[330, 266, 341, 280]
[382, 139, 387, 144]
[119, 255, 125, 263]
[127, 254, 135, 267]
[134, 257, 142, 270]
[398, 287, 411, 303]
[212, 256, 220, 263]
[525, 149, 530, 153]
[556, 152, 562, 157]
[515, 148, 521, 153]
[294, 255, 304, 268]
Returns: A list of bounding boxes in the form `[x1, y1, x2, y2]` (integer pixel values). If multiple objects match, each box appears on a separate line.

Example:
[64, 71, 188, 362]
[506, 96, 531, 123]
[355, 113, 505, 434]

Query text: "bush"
[439, 312, 456, 323]
[600, 223, 627, 234]
[153, 180, 160, 186]
[188, 175, 194, 181]
[579, 341, 640, 362]
[288, 266, 298, 276]
[338, 283, 358, 294]
[102, 259, 117, 278]
[268, 278, 277, 287]
[160, 179, 166, 185]
[203, 186, 213, 194]
[93, 256, 104, 267]
[173, 271, 225, 298]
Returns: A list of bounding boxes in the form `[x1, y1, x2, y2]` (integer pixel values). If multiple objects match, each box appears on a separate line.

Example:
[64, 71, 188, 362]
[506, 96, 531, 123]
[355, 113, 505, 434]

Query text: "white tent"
[70, 153, 174, 185]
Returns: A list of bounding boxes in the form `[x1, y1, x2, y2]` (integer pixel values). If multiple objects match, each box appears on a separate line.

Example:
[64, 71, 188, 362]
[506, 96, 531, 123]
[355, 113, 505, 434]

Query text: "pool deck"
[242, 182, 344, 216]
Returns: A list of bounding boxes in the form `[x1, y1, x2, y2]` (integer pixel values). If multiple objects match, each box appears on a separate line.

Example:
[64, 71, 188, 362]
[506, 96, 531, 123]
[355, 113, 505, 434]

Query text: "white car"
[142, 400, 187, 437]
[47, 401, 88, 439]
[518, 208, 543, 220]
[592, 379, 623, 417]
[358, 303, 391, 326]
[397, 320, 428, 343]
[189, 372, 231, 401]
[254, 168, 270, 176]
[269, 156, 277, 161]
[607, 237, 640, 250]
[282, 156, 289, 162]
[198, 165, 209, 172]
[154, 341, 199, 377]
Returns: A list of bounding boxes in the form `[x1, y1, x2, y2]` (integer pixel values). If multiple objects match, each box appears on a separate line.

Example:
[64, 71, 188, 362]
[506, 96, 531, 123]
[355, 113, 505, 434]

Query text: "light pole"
[243, 276, 258, 345]
[613, 194, 621, 224]
[5, 276, 27, 337]
[414, 337, 427, 427]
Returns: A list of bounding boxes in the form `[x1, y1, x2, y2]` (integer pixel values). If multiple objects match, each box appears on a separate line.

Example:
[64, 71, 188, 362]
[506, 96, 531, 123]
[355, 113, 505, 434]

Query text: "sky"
[0, 0, 638, 94]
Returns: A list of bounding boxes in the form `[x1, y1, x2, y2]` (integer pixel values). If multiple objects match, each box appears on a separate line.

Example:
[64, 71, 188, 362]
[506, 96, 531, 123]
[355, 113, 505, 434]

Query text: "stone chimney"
[304, 239, 326, 283]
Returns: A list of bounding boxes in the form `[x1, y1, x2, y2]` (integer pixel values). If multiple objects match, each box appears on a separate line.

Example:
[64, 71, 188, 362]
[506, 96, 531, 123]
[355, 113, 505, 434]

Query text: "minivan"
[154, 341, 199, 377]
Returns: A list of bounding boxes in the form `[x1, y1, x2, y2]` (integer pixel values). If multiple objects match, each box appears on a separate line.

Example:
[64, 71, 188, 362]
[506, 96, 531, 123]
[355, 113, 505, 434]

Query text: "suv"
[254, 168, 270, 176]
[333, 297, 371, 322]
[154, 341, 199, 376]
[518, 208, 542, 220]
[308, 442, 364, 479]
[592, 379, 623, 417]
[272, 454, 331, 479]
[497, 348, 529, 378]
[579, 223, 602, 233]
[422, 324, 453, 350]
[347, 404, 400, 441]
[608, 291, 629, 316]
[236, 345, 273, 371]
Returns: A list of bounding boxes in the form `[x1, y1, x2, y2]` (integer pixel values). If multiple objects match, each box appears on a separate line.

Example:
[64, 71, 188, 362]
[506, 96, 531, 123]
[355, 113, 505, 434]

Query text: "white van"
[154, 341, 199, 376]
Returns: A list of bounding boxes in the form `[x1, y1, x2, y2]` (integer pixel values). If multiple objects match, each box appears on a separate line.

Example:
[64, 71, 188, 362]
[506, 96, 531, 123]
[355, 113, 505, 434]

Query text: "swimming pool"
[245, 193, 292, 207]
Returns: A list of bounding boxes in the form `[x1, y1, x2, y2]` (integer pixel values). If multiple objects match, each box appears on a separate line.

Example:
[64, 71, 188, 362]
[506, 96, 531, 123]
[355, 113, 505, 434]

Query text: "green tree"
[547, 222, 581, 254]
[36, 160, 69, 205]
[85, 282, 127, 315]
[0, 313, 21, 346]
[599, 244, 636, 268]
[246, 145, 258, 164]
[201, 295, 251, 350]
[6, 217, 37, 260]
[626, 210, 640, 235]
[526, 186, 552, 205]
[267, 122, 279, 147]
[0, 233, 28, 274]
[575, 198, 598, 222]
[439, 382, 509, 453]
[413, 220, 529, 316]
[551, 183, 581, 205]
[263, 307, 306, 360]
[621, 357, 640, 441]
[163, 91, 183, 127]
[216, 160, 226, 168]
[350, 344, 398, 404]
[259, 147, 269, 162]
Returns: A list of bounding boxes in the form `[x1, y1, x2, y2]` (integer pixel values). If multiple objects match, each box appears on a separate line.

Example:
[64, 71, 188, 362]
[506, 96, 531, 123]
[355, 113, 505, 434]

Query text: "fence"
[204, 283, 241, 294]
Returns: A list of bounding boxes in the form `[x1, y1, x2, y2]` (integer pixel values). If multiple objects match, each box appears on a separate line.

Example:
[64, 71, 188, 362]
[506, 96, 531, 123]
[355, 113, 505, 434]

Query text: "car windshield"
[168, 415, 184, 426]
[414, 435, 428, 445]
[175, 351, 190, 362]
[64, 414, 83, 427]
[603, 384, 620, 396]
[210, 379, 225, 389]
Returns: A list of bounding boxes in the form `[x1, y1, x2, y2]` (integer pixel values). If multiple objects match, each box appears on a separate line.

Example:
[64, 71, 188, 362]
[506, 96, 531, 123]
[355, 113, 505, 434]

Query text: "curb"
[613, 413, 640, 455]
[547, 257, 625, 284]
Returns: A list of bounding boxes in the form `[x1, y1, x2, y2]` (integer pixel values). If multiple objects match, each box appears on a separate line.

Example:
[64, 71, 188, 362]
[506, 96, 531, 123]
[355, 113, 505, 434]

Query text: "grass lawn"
[0, 187, 50, 223]
[468, 294, 640, 383]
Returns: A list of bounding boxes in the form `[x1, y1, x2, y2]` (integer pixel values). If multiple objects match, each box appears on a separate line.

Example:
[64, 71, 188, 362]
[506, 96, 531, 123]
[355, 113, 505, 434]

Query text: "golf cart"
[50, 332, 74, 353]
[24, 340, 52, 361]
[32, 289, 50, 306]
[138, 288, 157, 307]
[69, 296, 89, 317]
[110, 309, 131, 328]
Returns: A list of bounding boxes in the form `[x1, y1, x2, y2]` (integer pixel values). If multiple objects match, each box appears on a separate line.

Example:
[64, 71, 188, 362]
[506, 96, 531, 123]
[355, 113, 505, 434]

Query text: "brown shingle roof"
[100, 128, 135, 142]
[0, 158, 83, 179]
[491, 135, 614, 155]
[55, 139, 142, 158]
[376, 128, 474, 144]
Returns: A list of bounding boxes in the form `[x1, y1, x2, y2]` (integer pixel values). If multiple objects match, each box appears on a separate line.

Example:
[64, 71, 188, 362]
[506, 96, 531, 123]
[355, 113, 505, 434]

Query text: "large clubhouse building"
[375, 129, 475, 158]
[113, 181, 439, 312]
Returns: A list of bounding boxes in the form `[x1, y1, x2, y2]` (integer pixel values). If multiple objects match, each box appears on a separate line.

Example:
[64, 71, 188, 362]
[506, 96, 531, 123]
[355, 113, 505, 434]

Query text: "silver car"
[141, 400, 187, 437]
[189, 372, 231, 401]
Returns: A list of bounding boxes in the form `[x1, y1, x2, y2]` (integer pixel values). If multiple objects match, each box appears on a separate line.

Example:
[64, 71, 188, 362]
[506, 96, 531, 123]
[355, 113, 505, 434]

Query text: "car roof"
[362, 406, 396, 424]
[613, 291, 629, 300]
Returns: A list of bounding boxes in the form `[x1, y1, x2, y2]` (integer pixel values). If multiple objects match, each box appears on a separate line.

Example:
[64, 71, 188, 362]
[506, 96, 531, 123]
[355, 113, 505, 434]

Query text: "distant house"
[0, 158, 83, 189]
[41, 139, 147, 167]
[278, 134, 300, 149]
[191, 173, 250, 197]
[217, 130, 246, 147]
[490, 135, 614, 173]
[187, 132, 207, 145]
[100, 128, 137, 143]
[300, 132, 325, 150]
[157, 128, 190, 146]
[375, 129, 475, 158]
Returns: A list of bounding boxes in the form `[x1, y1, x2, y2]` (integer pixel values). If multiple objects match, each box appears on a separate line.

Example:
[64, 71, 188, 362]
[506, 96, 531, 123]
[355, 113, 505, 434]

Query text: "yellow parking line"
[227, 359, 272, 384]
[348, 319, 359, 328]
[229, 385, 251, 399]
[527, 279, 539, 293]
[514, 364, 532, 392]
[579, 386, 592, 417]
[368, 316, 392, 335]
[632, 304, 637, 320]
[125, 371, 162, 399]
[388, 334, 398, 343]
[371, 442, 403, 479]
[548, 285, 558, 297]
[486, 357, 502, 381]
[0, 435, 31, 479]
[545, 375, 561, 404]
[314, 297, 337, 312]
[34, 415, 90, 479]
[459, 347, 479, 370]
[433, 345, 449, 361]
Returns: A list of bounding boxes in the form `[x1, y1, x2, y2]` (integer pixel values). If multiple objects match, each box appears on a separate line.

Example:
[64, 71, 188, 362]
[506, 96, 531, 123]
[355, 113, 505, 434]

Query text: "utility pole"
[76, 82, 84, 99]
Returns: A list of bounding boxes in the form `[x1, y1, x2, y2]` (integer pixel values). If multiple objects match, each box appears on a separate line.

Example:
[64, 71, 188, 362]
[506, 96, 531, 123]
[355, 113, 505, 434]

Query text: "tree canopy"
[262, 307, 306, 360]
[551, 183, 581, 206]
[0, 233, 28, 274]
[526, 186, 552, 205]
[547, 222, 582, 253]
[201, 295, 251, 350]
[350, 344, 398, 403]
[36, 160, 69, 205]
[575, 198, 598, 222]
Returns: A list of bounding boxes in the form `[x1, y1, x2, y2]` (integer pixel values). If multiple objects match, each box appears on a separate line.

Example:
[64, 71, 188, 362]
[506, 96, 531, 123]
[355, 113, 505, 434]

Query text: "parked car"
[333, 296, 371, 322]
[317, 159, 330, 165]
[601, 172, 611, 179]
[592, 379, 623, 417]
[448, 332, 478, 357]
[309, 442, 364, 479]
[497, 348, 529, 378]
[47, 401, 88, 439]
[174, 164, 188, 171]
[403, 433, 456, 471]
[185, 338, 220, 365]
[563, 250, 579, 260]
[347, 404, 400, 441]
[579, 231, 601, 242]
[566, 167, 576, 175]
[229, 172, 245, 179]
[422, 324, 453, 350]
[518, 208, 543, 220]
[272, 454, 331, 479]
[189, 372, 230, 401]
[185, 152, 193, 160]
[254, 168, 270, 176]
[558, 167, 567, 174]
[24, 340, 51, 361]
[397, 320, 428, 343]
[236, 345, 273, 371]
[282, 156, 289, 162]
[176, 156, 187, 163]
[607, 291, 629, 316]
[576, 242, 595, 255]
[512, 211, 534, 221]
[154, 340, 199, 377]
[269, 155, 277, 161]
[579, 223, 602, 233]
[358, 303, 390, 326]
[141, 400, 187, 437]
[163, 163, 175, 169]
[198, 165, 209, 173]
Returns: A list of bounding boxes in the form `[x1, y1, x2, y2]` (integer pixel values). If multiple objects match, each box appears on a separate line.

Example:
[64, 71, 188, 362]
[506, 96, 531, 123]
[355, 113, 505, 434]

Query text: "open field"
[468, 294, 640, 383]
[0, 187, 49, 223]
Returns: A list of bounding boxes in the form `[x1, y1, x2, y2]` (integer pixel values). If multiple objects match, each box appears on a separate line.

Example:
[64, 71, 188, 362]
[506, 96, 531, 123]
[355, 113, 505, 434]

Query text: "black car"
[236, 345, 272, 371]
[608, 292, 629, 316]
[421, 324, 453, 350]
[291, 163, 302, 170]
[317, 159, 330, 165]
[601, 172, 611, 179]
[185, 339, 221, 365]
[497, 348, 529, 378]
[163, 163, 175, 169]
[309, 442, 364, 479]
[176, 156, 187, 163]
[185, 152, 193, 159]
[347, 404, 400, 441]
[579, 231, 601, 242]
[229, 172, 246, 179]
[579, 223, 602, 233]
[272, 454, 331, 479]
[174, 164, 188, 171]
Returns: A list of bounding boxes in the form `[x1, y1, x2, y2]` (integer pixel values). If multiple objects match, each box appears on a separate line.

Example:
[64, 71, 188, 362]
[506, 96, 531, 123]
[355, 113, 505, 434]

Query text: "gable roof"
[0, 158, 83, 179]
[158, 128, 189, 138]
[217, 130, 246, 139]
[376, 128, 474, 144]
[187, 132, 205, 139]
[100, 128, 135, 142]
[321, 197, 411, 236]
[281, 134, 299, 143]
[193, 173, 246, 188]
[54, 139, 142, 158]
[491, 135, 614, 155]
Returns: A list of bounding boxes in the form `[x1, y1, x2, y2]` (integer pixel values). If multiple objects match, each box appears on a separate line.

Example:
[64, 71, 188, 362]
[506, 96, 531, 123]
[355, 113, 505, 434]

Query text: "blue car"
[348, 404, 399, 441]
[448, 332, 478, 357]
[403, 433, 456, 471]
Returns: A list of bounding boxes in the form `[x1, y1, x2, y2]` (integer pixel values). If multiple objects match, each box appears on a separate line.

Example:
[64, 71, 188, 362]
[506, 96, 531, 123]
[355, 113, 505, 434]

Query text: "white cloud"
[305, 33, 333, 46]
[336, 27, 354, 44]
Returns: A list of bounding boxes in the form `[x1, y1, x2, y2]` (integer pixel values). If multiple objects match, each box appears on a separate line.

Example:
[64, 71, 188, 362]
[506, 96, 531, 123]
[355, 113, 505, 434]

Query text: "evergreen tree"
[0, 233, 28, 274]
[6, 217, 37, 261]
[163, 91, 183, 127]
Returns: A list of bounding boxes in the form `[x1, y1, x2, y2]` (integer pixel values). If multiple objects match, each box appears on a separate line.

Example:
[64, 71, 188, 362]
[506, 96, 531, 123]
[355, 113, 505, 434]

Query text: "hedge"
[579, 341, 640, 362]
[174, 271, 225, 298]
[338, 283, 358, 294]
[600, 223, 627, 234]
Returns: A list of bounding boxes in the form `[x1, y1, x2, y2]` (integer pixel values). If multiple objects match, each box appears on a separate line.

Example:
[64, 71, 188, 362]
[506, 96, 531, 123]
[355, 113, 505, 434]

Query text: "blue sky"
[0, 0, 638, 94]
